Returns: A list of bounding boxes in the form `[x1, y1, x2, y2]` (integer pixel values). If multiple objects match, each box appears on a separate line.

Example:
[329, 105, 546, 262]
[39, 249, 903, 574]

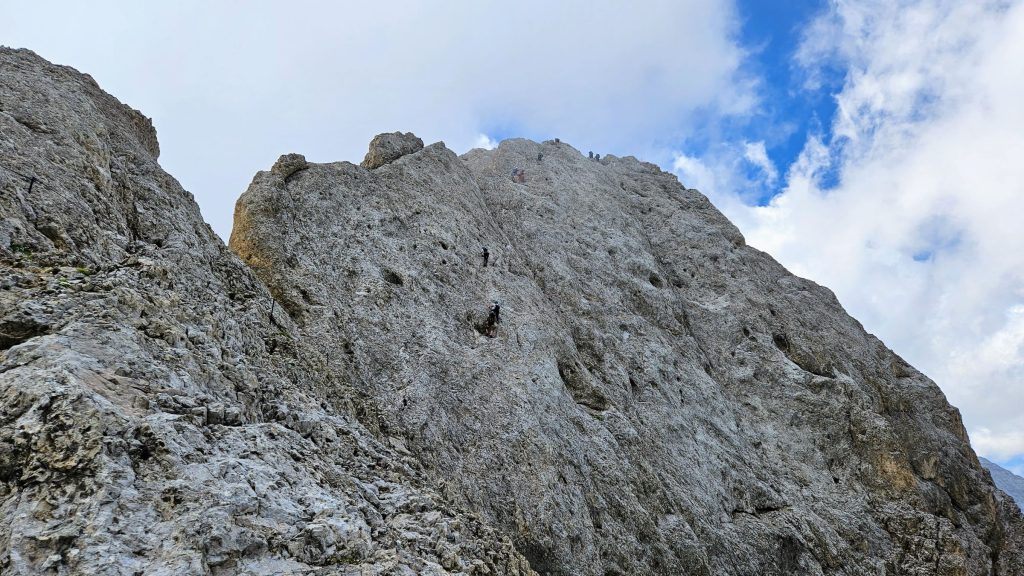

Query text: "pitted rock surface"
[2, 47, 1023, 576]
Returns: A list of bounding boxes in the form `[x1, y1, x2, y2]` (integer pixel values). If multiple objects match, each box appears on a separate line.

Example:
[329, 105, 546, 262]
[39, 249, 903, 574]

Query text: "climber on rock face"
[481, 247, 489, 267]
[479, 301, 501, 337]
[488, 302, 501, 326]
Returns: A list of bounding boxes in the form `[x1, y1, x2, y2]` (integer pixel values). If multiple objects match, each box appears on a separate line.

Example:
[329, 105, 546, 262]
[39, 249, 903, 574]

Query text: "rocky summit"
[2, 47, 1023, 575]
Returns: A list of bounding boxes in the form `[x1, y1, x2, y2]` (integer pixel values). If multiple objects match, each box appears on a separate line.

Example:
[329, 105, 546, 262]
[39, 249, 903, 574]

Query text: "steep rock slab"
[233, 136, 1024, 575]
[0, 48, 532, 576]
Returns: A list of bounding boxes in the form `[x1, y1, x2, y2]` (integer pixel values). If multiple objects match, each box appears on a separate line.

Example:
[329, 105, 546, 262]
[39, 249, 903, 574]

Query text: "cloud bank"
[682, 0, 1024, 462]
[1, 0, 753, 238]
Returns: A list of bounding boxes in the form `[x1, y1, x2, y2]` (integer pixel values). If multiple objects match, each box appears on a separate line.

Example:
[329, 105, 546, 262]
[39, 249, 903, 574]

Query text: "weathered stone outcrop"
[0, 48, 531, 576]
[270, 152, 308, 179]
[361, 131, 424, 169]
[2, 46, 1023, 575]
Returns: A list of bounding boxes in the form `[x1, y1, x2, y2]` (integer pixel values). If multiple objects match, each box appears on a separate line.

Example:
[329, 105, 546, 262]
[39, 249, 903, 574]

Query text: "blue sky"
[3, 0, 1024, 476]
[728, 0, 842, 199]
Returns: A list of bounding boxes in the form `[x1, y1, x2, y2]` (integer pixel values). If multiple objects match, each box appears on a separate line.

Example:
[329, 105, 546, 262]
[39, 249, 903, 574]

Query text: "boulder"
[360, 131, 423, 169]
[271, 153, 308, 178]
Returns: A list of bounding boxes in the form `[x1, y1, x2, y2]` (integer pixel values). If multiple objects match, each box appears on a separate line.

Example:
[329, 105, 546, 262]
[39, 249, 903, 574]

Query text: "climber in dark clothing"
[487, 302, 501, 326]
[482, 247, 490, 267]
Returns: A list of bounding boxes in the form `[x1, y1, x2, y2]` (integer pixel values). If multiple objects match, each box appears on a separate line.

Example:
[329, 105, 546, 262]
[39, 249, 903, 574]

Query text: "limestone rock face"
[2, 47, 1023, 576]
[0, 48, 531, 576]
[361, 131, 424, 169]
[233, 136, 1024, 575]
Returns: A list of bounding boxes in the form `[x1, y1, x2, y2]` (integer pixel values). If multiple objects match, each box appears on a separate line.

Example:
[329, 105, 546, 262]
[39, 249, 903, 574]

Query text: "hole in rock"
[381, 268, 404, 286]
[0, 317, 50, 350]
[772, 333, 790, 352]
[557, 357, 610, 411]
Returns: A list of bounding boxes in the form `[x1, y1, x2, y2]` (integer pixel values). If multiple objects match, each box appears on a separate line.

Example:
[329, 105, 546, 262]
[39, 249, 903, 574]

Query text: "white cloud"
[743, 140, 778, 185]
[972, 428, 1024, 462]
[671, 139, 782, 209]
[672, 154, 719, 193]
[712, 0, 1024, 462]
[473, 134, 499, 151]
[0, 0, 753, 238]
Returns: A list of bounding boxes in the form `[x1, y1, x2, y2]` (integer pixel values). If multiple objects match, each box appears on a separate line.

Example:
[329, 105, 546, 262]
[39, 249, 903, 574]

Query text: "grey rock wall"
[0, 48, 531, 576]
[233, 136, 1024, 575]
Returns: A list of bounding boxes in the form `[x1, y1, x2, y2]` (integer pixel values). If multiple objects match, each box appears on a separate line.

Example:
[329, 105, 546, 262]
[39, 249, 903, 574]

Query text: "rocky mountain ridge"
[2, 48, 1023, 575]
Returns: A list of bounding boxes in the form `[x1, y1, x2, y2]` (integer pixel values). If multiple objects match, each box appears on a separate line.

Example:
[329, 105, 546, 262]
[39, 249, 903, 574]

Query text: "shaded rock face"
[232, 137, 1024, 575]
[361, 131, 424, 169]
[0, 48, 1021, 576]
[0, 48, 531, 576]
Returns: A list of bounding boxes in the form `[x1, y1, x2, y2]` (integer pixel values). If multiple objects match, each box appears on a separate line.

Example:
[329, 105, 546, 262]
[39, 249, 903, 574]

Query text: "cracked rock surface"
[2, 47, 1023, 575]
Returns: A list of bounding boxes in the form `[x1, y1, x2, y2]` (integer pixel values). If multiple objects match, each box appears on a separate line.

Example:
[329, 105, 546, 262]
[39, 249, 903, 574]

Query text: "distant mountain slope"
[981, 457, 1024, 510]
